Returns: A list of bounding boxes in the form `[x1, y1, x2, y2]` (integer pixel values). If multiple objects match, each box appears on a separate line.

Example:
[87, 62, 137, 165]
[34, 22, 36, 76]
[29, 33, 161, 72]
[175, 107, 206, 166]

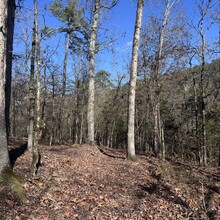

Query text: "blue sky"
[14, 0, 219, 82]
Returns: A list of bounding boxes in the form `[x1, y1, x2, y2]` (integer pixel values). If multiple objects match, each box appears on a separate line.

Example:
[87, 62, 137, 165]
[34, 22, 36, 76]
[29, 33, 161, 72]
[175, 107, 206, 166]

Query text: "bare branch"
[100, 0, 119, 10]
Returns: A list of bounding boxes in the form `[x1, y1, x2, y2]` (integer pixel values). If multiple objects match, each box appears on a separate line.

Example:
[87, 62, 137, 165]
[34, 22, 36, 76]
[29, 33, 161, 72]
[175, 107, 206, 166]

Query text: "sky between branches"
[14, 0, 219, 82]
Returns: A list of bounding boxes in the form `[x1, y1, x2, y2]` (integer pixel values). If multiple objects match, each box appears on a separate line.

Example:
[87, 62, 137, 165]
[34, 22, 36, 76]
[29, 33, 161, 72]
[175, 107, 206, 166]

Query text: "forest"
[0, 0, 219, 219]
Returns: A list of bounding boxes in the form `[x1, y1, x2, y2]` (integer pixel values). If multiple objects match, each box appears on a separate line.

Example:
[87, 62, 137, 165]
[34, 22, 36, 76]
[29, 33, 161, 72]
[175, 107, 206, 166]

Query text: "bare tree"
[87, 0, 100, 145]
[127, 0, 144, 161]
[0, 0, 11, 175]
[151, 0, 181, 158]
[87, 0, 118, 145]
[28, 1, 37, 151]
[0, 0, 27, 202]
[30, 0, 41, 176]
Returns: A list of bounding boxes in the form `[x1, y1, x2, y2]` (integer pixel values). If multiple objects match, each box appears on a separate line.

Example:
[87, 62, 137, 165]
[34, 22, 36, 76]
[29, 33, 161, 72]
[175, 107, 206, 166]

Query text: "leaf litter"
[0, 143, 219, 220]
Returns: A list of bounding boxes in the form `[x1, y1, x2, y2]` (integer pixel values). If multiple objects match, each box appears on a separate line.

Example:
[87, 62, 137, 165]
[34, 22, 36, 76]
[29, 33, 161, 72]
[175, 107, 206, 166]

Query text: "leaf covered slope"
[0, 144, 219, 219]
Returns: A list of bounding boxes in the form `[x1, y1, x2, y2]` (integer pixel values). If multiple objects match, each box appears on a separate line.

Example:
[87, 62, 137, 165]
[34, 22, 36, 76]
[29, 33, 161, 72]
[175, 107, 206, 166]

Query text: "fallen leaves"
[0, 143, 219, 219]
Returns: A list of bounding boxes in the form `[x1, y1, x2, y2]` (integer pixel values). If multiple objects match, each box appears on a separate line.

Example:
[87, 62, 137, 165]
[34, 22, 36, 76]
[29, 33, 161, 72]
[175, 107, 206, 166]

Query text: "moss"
[0, 213, 7, 220]
[127, 155, 138, 162]
[0, 166, 27, 203]
[71, 144, 79, 148]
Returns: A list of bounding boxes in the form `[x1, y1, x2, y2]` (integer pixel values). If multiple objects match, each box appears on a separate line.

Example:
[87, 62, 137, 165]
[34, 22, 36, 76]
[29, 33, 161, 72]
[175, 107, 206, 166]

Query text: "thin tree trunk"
[24, 28, 29, 82]
[87, 0, 100, 145]
[50, 73, 55, 146]
[30, 0, 40, 176]
[59, 32, 70, 142]
[127, 0, 144, 161]
[153, 102, 160, 155]
[41, 65, 47, 140]
[152, 0, 179, 157]
[28, 1, 37, 151]
[190, 56, 200, 162]
[11, 89, 16, 138]
[199, 10, 207, 166]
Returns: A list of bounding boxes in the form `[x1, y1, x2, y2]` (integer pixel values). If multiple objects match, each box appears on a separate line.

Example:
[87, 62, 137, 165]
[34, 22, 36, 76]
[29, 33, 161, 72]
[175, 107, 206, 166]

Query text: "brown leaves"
[1, 144, 220, 219]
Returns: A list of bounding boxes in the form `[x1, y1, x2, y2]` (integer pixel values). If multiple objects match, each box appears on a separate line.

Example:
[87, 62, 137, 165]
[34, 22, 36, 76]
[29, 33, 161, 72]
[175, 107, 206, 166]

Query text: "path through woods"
[0, 142, 219, 219]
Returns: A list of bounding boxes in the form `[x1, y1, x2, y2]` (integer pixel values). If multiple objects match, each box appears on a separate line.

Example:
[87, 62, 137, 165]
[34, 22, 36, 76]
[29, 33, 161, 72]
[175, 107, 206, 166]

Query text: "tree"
[0, 0, 10, 175]
[87, 0, 100, 145]
[5, 0, 16, 140]
[30, 0, 41, 176]
[87, 0, 118, 145]
[188, 0, 218, 165]
[139, 0, 184, 158]
[0, 0, 27, 202]
[50, 0, 87, 143]
[27, 1, 37, 151]
[127, 0, 144, 161]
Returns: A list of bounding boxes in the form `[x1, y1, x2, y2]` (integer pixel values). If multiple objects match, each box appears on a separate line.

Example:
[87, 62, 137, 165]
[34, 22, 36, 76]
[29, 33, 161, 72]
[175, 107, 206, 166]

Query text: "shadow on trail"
[137, 182, 189, 209]
[9, 142, 27, 167]
[97, 146, 125, 159]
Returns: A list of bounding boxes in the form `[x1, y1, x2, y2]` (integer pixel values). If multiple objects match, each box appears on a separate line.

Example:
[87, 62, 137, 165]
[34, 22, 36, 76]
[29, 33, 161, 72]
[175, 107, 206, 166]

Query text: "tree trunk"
[87, 0, 100, 145]
[199, 9, 207, 166]
[30, 0, 40, 176]
[50, 72, 55, 146]
[152, 0, 178, 157]
[0, 0, 10, 174]
[28, 1, 37, 151]
[127, 0, 144, 161]
[59, 32, 70, 142]
[5, 0, 15, 141]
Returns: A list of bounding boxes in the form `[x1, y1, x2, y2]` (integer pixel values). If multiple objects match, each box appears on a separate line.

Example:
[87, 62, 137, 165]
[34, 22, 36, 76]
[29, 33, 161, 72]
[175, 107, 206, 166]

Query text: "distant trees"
[186, 0, 219, 165]
[139, 0, 187, 158]
[49, 0, 87, 143]
[6, 0, 220, 167]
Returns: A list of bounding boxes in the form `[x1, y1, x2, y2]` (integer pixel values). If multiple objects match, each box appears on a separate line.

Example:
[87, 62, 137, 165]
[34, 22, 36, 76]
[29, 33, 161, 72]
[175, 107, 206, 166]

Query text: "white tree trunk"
[153, 0, 179, 157]
[127, 0, 144, 160]
[87, 0, 100, 145]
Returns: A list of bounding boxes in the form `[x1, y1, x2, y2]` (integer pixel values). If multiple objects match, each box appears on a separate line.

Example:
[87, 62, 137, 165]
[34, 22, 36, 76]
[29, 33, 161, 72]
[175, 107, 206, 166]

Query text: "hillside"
[0, 143, 219, 220]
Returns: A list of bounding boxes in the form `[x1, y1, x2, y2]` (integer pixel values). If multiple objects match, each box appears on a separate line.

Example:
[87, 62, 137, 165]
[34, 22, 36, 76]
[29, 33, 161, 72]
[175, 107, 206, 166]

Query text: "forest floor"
[0, 141, 220, 220]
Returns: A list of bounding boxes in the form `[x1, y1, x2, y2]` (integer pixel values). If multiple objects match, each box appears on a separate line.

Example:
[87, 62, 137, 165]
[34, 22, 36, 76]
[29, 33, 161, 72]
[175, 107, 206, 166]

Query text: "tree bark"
[28, 0, 37, 151]
[0, 0, 10, 174]
[199, 24, 207, 166]
[87, 0, 100, 145]
[127, 0, 144, 161]
[59, 32, 70, 142]
[30, 0, 40, 176]
[198, 1, 209, 166]
[5, 0, 15, 141]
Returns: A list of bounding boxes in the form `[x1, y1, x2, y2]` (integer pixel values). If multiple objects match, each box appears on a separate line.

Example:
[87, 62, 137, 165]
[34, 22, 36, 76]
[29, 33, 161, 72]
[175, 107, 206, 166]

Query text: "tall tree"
[197, 0, 213, 166]
[30, 0, 41, 176]
[127, 0, 144, 160]
[28, 0, 37, 151]
[87, 0, 101, 145]
[151, 0, 180, 158]
[0, 0, 27, 202]
[0, 0, 16, 172]
[0, 0, 10, 175]
[5, 0, 16, 140]
[87, 0, 118, 145]
[50, 0, 87, 143]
